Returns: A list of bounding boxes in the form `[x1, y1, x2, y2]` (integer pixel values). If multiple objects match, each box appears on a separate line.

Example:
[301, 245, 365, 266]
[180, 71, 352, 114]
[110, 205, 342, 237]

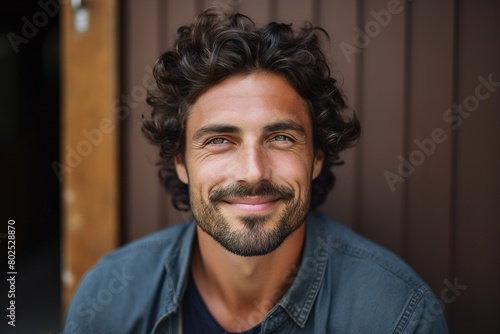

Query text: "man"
[65, 9, 448, 334]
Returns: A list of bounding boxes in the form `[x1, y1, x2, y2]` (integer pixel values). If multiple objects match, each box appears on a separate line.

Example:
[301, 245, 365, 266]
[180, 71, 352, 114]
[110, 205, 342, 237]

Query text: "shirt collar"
[160, 221, 196, 316]
[276, 212, 331, 328]
[158, 212, 331, 329]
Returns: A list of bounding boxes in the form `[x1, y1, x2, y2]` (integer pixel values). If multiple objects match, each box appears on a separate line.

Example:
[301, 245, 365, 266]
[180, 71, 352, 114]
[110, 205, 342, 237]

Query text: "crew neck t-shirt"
[182, 273, 262, 334]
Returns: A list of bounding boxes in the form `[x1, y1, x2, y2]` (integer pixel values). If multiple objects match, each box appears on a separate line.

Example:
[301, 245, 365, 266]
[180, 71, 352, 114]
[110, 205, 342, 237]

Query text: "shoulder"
[64, 221, 195, 334]
[307, 212, 448, 333]
[98, 220, 193, 265]
[309, 211, 422, 287]
[85, 221, 194, 286]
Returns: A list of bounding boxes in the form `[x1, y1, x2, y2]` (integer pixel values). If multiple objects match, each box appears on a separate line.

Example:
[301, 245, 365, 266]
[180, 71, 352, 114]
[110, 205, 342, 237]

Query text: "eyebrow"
[263, 120, 306, 135]
[192, 124, 240, 142]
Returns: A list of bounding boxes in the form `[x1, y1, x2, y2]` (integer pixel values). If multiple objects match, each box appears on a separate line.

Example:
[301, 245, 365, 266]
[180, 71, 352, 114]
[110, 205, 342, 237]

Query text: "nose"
[234, 142, 269, 185]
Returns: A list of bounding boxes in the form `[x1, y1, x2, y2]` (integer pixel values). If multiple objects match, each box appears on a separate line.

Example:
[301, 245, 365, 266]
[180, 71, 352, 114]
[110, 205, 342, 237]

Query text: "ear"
[312, 149, 325, 180]
[174, 154, 189, 184]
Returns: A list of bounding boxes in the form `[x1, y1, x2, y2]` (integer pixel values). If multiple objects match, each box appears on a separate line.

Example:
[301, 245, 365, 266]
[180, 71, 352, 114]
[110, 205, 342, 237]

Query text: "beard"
[190, 181, 311, 257]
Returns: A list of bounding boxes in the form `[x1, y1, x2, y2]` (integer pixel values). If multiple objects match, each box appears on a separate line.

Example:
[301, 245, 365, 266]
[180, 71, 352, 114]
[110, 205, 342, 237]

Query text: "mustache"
[209, 182, 294, 203]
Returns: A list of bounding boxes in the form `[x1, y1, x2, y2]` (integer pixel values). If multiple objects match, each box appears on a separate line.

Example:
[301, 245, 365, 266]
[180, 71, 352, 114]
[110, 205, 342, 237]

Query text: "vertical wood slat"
[61, 0, 119, 309]
[317, 0, 359, 228]
[406, 0, 454, 299]
[161, 0, 200, 227]
[454, 0, 500, 332]
[239, 0, 272, 24]
[276, 0, 313, 25]
[357, 0, 407, 255]
[123, 0, 164, 241]
[202, 0, 240, 13]
[165, 0, 198, 46]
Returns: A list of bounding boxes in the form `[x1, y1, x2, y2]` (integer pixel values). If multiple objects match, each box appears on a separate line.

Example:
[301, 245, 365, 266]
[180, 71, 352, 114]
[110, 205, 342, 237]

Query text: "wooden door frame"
[60, 0, 119, 312]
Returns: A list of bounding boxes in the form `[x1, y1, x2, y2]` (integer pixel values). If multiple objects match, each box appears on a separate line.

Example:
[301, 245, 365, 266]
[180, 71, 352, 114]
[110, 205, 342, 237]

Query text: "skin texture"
[174, 72, 324, 331]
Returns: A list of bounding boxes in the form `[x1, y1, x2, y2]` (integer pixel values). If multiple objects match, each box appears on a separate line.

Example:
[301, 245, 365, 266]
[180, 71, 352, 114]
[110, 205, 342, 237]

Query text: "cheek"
[270, 154, 313, 185]
[189, 156, 229, 192]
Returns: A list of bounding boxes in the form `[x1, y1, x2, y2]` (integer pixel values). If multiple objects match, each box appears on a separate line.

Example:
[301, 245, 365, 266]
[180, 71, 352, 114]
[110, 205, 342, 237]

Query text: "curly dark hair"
[142, 8, 360, 212]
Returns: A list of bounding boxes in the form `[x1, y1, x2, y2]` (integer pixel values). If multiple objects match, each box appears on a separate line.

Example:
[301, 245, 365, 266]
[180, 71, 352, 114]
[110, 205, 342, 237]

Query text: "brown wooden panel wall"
[406, 0, 455, 318]
[120, 0, 500, 332]
[454, 0, 500, 332]
[358, 0, 407, 255]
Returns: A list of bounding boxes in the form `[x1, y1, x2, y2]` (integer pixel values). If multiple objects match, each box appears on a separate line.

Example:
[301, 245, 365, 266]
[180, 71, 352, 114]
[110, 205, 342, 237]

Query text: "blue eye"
[208, 138, 227, 145]
[273, 135, 289, 141]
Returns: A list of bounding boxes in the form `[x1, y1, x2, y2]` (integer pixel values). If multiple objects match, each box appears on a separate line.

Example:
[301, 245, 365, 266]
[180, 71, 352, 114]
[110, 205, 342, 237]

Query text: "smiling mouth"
[222, 196, 280, 213]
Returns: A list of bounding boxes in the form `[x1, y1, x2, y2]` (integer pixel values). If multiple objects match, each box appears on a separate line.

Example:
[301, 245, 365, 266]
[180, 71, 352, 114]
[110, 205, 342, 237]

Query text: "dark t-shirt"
[182, 273, 261, 334]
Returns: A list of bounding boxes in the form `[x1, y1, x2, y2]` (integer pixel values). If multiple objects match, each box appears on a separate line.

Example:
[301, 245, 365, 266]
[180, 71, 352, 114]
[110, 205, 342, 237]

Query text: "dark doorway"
[0, 1, 61, 332]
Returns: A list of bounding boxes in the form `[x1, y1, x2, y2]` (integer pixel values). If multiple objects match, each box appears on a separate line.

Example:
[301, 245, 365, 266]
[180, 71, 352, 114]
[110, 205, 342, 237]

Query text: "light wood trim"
[61, 0, 119, 311]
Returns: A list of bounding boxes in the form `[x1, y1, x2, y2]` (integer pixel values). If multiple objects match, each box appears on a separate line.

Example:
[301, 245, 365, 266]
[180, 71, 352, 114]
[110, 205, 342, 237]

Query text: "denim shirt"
[64, 212, 448, 333]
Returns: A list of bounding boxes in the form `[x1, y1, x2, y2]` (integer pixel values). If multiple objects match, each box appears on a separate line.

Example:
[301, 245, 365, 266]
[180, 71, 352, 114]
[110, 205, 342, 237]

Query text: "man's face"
[175, 72, 324, 256]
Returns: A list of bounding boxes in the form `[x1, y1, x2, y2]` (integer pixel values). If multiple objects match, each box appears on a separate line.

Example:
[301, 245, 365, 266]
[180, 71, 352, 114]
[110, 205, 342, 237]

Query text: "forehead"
[187, 72, 311, 131]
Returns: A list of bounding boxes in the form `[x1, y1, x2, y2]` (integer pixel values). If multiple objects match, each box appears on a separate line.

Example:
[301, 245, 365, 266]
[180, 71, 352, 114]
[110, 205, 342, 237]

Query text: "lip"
[222, 196, 279, 213]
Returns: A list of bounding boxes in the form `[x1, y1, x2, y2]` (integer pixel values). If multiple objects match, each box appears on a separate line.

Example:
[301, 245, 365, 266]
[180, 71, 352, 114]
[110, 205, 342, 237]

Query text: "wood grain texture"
[61, 0, 119, 310]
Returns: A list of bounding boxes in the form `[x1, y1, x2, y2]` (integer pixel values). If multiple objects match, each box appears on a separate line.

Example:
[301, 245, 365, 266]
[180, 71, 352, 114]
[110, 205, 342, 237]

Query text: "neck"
[190, 224, 305, 332]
